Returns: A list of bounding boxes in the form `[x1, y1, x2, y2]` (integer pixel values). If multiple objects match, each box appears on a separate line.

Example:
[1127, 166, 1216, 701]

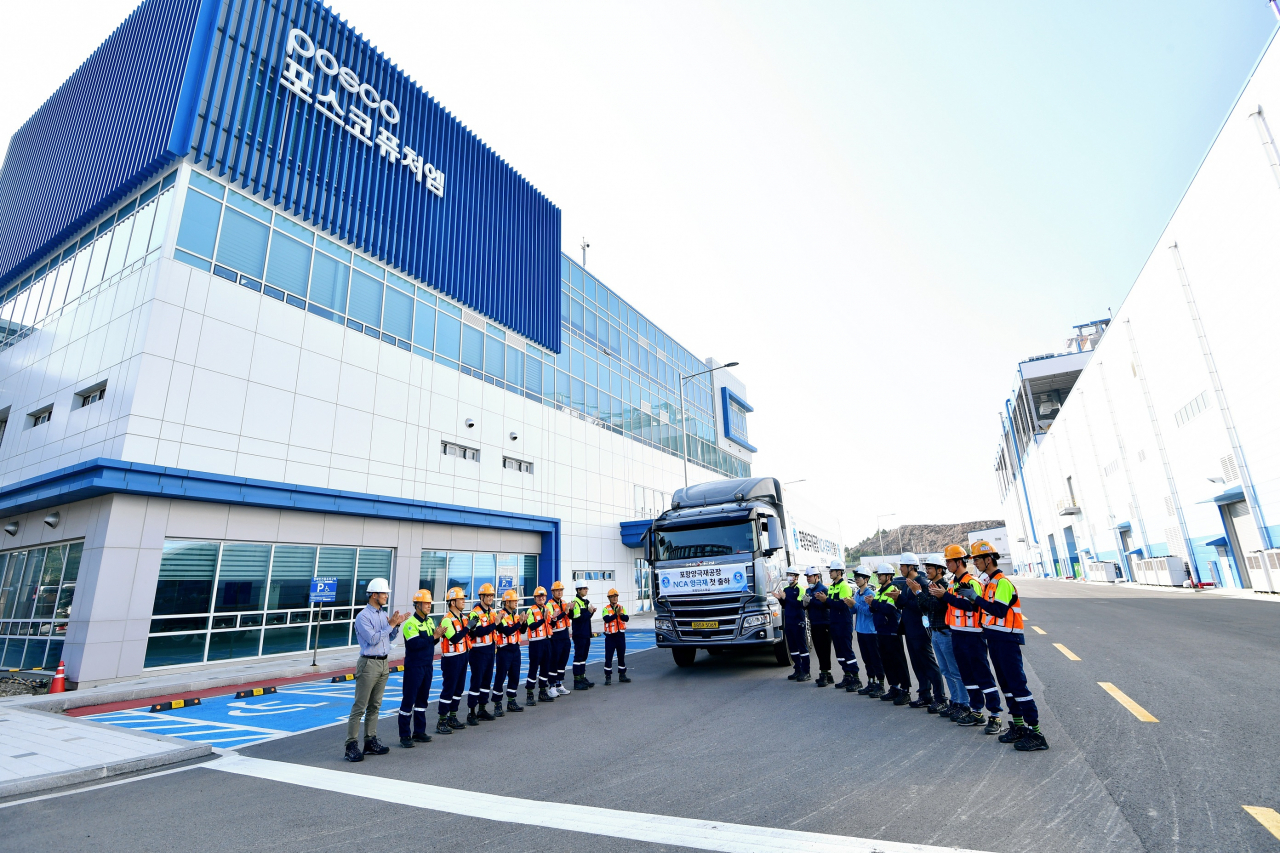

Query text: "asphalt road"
[2, 580, 1278, 852]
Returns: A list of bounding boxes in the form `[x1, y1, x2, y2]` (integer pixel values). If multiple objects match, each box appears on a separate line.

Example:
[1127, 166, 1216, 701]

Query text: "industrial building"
[0, 0, 752, 685]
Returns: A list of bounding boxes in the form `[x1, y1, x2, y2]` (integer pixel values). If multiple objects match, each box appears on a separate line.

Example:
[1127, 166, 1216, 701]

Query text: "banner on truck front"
[657, 564, 750, 595]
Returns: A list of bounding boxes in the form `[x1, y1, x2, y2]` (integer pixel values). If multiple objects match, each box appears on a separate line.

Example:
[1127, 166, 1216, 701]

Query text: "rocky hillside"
[845, 521, 1005, 561]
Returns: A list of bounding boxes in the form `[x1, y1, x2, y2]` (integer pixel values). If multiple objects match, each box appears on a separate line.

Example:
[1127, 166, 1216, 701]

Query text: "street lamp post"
[678, 361, 739, 491]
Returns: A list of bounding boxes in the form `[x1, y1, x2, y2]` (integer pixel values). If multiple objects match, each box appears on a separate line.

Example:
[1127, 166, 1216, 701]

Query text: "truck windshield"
[654, 521, 757, 561]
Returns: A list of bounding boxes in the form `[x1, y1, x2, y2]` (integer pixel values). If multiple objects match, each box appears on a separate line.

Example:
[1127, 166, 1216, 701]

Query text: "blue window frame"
[176, 189, 222, 258]
[309, 252, 349, 313]
[348, 270, 383, 328]
[214, 209, 269, 278]
[484, 335, 505, 379]
[382, 286, 413, 340]
[461, 325, 484, 370]
[265, 232, 311, 297]
[436, 310, 461, 360]
[413, 302, 436, 350]
[505, 345, 523, 388]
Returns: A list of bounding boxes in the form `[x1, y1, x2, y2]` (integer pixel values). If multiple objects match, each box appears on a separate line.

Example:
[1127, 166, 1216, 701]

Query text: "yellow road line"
[1098, 682, 1158, 722]
[1244, 806, 1280, 840]
[1052, 643, 1080, 660]
[1031, 626, 1047, 635]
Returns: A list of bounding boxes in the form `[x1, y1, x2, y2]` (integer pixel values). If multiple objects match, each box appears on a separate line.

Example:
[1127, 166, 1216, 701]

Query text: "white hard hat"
[366, 578, 391, 594]
[875, 563, 895, 575]
[829, 559, 844, 572]
[804, 566, 821, 575]
[899, 552, 920, 567]
[922, 554, 946, 569]
[786, 567, 801, 576]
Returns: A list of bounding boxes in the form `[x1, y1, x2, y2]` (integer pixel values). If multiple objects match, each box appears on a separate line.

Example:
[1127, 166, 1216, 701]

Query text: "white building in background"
[992, 33, 1280, 591]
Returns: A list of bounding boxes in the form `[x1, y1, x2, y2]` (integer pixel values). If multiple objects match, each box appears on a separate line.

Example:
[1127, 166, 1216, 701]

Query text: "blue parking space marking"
[88, 631, 654, 749]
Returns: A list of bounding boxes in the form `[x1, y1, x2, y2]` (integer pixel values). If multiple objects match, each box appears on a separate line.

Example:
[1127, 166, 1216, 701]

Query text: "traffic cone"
[49, 661, 66, 694]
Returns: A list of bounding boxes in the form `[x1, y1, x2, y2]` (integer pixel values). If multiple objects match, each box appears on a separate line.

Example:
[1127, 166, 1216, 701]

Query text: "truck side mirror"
[761, 518, 784, 555]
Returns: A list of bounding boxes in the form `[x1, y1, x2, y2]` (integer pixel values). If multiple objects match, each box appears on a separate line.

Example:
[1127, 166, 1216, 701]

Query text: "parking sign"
[310, 577, 338, 603]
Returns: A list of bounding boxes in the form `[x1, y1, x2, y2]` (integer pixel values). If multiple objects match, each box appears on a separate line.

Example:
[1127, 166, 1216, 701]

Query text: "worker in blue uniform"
[853, 566, 885, 697]
[896, 553, 943, 710]
[771, 567, 809, 681]
[396, 589, 436, 748]
[870, 563, 912, 705]
[803, 568, 832, 686]
[570, 582, 597, 691]
[825, 559, 861, 693]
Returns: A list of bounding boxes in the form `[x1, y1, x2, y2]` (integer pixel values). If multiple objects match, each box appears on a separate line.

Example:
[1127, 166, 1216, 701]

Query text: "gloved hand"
[958, 587, 978, 601]
[468, 615, 480, 629]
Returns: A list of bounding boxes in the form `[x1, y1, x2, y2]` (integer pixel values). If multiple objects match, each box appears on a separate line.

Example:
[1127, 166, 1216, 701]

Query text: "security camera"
[465, 418, 475, 428]
[509, 431, 519, 441]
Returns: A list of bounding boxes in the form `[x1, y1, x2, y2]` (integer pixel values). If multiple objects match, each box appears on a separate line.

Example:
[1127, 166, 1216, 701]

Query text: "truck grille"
[665, 592, 748, 641]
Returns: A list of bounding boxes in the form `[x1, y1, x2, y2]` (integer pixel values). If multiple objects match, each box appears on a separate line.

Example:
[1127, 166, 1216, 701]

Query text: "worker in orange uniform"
[433, 586, 471, 734]
[524, 586, 554, 705]
[602, 588, 631, 685]
[930, 545, 1002, 728]
[547, 580, 572, 696]
[465, 583, 499, 726]
[492, 589, 525, 714]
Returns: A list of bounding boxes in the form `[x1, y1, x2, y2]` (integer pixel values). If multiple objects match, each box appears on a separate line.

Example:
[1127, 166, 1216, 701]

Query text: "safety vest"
[603, 603, 626, 634]
[438, 610, 471, 655]
[945, 572, 984, 632]
[527, 603, 550, 640]
[495, 608, 522, 647]
[981, 572, 1024, 634]
[468, 604, 497, 647]
[548, 598, 569, 632]
[401, 613, 436, 643]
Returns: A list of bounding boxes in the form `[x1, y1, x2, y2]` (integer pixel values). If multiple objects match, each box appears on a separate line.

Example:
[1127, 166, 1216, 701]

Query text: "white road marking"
[0, 763, 205, 809]
[211, 753, 993, 853]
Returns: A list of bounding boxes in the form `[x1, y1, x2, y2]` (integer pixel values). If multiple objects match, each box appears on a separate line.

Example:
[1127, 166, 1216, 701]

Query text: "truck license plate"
[691, 621, 718, 629]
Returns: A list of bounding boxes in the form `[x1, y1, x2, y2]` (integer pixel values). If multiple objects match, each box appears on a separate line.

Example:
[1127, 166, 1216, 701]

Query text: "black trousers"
[904, 627, 943, 700]
[550, 630, 571, 683]
[525, 638, 550, 690]
[397, 661, 433, 739]
[495, 644, 521, 698]
[830, 624, 858, 677]
[784, 620, 810, 673]
[437, 653, 468, 715]
[572, 630, 592, 678]
[810, 624, 832, 672]
[876, 632, 911, 690]
[467, 643, 495, 708]
[986, 634, 1038, 725]
[951, 630, 1001, 713]
[858, 632, 884, 680]
[604, 633, 627, 672]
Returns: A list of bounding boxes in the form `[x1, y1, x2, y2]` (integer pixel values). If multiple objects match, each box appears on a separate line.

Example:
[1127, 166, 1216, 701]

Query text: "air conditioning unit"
[1244, 552, 1274, 593]
[1136, 556, 1183, 587]
[1084, 561, 1120, 583]
[1265, 549, 1280, 594]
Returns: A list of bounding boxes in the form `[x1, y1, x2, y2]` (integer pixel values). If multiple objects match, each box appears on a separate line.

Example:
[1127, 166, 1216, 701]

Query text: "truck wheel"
[672, 647, 697, 667]
[772, 642, 790, 666]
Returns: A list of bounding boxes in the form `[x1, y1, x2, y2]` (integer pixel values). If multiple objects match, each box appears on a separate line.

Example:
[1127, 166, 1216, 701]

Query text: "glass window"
[571, 299, 584, 332]
[31, 546, 64, 619]
[571, 377, 585, 411]
[348, 270, 383, 327]
[315, 234, 352, 262]
[523, 351, 541, 394]
[461, 325, 484, 370]
[412, 302, 435, 349]
[571, 264, 583, 289]
[189, 170, 226, 198]
[261, 626, 309, 656]
[272, 214, 313, 243]
[585, 357, 598, 387]
[560, 291, 570, 324]
[207, 629, 262, 661]
[144, 633, 207, 668]
[484, 335, 505, 379]
[317, 547, 358, 607]
[382, 285, 413, 340]
[653, 520, 759, 560]
[355, 549, 392, 602]
[353, 255, 383, 279]
[309, 251, 349, 312]
[153, 542, 218, 615]
[266, 545, 317, 610]
[586, 385, 598, 419]
[420, 551, 447, 599]
[0, 552, 25, 619]
[102, 213, 135, 278]
[472, 554, 496, 596]
[265, 231, 312, 297]
[486, 323, 505, 340]
[571, 349, 584, 380]
[435, 310, 460, 359]
[585, 310, 597, 340]
[214, 543, 270, 612]
[447, 552, 473, 598]
[176, 189, 222, 259]
[561, 256, 570, 282]
[544, 363, 555, 401]
[506, 346, 523, 390]
[556, 370, 570, 406]
[520, 556, 538, 598]
[54, 543, 81, 621]
[215, 208, 269, 278]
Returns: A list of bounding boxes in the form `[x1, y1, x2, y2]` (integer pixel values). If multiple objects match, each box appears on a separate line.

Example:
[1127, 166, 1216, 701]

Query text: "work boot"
[856, 679, 875, 695]
[447, 714, 466, 730]
[584, 676, 596, 688]
[526, 690, 537, 706]
[436, 716, 453, 735]
[507, 698, 524, 712]
[893, 690, 910, 706]
[1014, 729, 1050, 751]
[833, 674, 849, 689]
[909, 695, 933, 709]
[795, 672, 811, 683]
[363, 736, 390, 755]
[619, 672, 631, 683]
[999, 724, 1030, 744]
[477, 704, 496, 722]
[947, 704, 967, 722]
[605, 672, 613, 685]
[880, 685, 900, 702]
[927, 700, 947, 715]
[787, 670, 799, 681]
[845, 675, 863, 693]
[539, 687, 555, 703]
[983, 715, 1003, 735]
[815, 672, 830, 687]
[399, 736, 415, 749]
[492, 701, 505, 718]
[574, 677, 589, 691]
[412, 732, 432, 743]
[956, 710, 985, 726]
[466, 710, 480, 727]
[344, 741, 364, 762]
[866, 680, 885, 699]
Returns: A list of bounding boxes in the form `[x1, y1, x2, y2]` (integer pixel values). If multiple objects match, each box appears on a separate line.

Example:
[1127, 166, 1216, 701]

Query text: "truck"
[648, 476, 845, 667]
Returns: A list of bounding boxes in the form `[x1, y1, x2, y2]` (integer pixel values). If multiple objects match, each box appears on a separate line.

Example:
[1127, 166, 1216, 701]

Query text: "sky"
[1, 1, 1276, 546]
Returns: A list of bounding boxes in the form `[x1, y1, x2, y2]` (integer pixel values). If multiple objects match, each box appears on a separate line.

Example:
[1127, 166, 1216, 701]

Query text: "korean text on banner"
[657, 565, 750, 595]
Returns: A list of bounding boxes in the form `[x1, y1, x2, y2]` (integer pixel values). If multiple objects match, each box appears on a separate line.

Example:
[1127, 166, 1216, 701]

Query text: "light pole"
[875, 513, 896, 557]
[678, 361, 739, 490]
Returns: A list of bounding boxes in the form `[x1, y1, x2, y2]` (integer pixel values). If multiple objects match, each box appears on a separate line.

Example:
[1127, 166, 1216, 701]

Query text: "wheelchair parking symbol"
[226, 700, 330, 716]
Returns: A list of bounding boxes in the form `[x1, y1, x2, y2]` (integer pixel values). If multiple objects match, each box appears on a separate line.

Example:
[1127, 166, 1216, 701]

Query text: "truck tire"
[672, 647, 697, 667]
[772, 641, 790, 666]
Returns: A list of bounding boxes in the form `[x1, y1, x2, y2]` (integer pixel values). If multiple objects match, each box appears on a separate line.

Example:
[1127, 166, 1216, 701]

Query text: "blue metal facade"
[0, 0, 562, 352]
[0, 0, 208, 290]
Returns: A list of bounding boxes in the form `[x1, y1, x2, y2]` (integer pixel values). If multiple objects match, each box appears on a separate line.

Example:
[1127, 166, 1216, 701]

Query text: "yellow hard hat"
[412, 589, 433, 604]
[970, 540, 998, 558]
[446, 586, 466, 602]
[607, 588, 619, 597]
[533, 586, 547, 597]
[944, 544, 968, 560]
[550, 580, 565, 591]
[477, 583, 495, 596]
[502, 589, 518, 602]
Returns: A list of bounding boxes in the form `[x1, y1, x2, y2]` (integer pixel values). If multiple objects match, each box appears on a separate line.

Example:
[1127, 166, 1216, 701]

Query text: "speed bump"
[234, 686, 278, 699]
[331, 673, 356, 683]
[149, 697, 202, 712]
[391, 664, 404, 673]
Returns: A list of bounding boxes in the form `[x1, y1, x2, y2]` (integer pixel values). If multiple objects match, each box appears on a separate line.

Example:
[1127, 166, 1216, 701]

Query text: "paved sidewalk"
[0, 707, 211, 798]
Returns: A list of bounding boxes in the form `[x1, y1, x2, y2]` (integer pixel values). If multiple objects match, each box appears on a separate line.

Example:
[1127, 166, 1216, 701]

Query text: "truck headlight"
[741, 614, 769, 628]
[655, 618, 674, 631]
